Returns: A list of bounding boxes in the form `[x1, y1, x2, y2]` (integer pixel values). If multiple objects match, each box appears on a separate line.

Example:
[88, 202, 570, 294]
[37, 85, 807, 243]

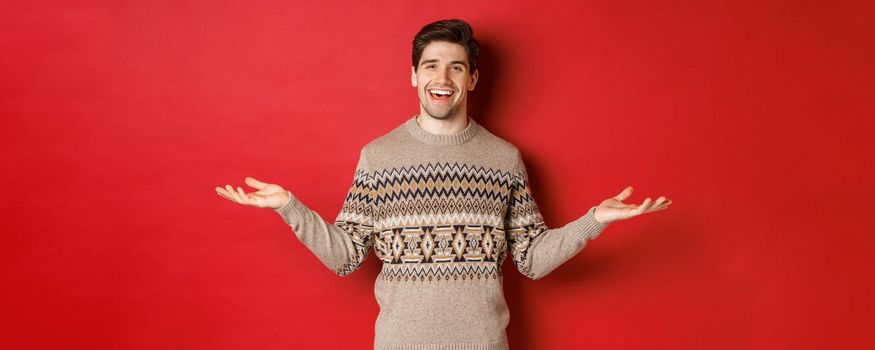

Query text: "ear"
[468, 69, 479, 91]
[411, 66, 418, 87]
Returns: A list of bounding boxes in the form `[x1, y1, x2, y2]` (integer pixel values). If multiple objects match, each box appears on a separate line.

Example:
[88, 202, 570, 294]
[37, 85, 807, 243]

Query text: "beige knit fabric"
[275, 115, 609, 349]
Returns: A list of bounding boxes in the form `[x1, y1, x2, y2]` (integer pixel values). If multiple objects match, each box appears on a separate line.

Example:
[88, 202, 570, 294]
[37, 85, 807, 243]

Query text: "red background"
[3, 1, 874, 349]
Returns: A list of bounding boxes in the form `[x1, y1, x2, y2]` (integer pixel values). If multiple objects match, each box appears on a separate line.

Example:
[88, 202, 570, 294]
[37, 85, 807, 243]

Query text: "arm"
[505, 152, 609, 280]
[274, 151, 376, 276]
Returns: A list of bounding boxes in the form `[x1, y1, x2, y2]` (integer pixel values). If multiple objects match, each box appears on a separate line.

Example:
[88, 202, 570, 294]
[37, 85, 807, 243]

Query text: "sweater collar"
[404, 115, 479, 145]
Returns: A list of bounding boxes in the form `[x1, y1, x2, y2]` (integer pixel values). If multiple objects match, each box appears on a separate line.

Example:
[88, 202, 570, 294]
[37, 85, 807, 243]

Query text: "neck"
[416, 111, 469, 135]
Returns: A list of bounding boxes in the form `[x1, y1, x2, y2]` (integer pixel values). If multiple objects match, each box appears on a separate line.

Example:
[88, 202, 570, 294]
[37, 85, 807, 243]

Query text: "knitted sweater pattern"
[275, 116, 609, 350]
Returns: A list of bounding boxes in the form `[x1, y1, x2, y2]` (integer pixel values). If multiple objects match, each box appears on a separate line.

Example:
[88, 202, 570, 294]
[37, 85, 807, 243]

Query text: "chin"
[421, 103, 458, 120]
[425, 109, 457, 120]
[428, 112, 453, 120]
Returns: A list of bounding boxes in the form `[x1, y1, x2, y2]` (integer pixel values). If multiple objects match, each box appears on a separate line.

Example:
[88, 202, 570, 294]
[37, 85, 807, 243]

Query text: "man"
[216, 19, 671, 350]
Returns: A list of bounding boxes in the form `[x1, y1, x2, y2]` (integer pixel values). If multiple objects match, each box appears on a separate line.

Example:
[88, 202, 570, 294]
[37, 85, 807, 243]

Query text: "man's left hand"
[594, 186, 671, 224]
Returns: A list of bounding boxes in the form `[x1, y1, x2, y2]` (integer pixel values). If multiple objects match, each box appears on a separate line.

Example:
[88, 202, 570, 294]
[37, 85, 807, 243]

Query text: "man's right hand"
[215, 177, 290, 209]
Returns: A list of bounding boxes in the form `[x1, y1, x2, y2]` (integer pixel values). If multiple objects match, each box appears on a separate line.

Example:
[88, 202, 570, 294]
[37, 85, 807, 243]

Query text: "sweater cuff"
[273, 190, 312, 226]
[575, 206, 609, 241]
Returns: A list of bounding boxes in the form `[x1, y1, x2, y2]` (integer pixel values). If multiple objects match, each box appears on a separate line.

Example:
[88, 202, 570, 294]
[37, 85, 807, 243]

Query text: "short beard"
[420, 100, 460, 120]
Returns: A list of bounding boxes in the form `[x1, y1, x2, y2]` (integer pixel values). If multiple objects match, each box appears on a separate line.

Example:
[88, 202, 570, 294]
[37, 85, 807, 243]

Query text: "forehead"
[419, 41, 468, 65]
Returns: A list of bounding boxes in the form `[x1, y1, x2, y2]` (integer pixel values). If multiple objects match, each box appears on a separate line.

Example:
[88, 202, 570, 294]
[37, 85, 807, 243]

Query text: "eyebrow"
[420, 59, 468, 68]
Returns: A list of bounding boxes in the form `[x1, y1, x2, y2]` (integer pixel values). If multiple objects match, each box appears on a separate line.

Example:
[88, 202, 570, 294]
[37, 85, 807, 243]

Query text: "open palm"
[215, 177, 289, 209]
[594, 186, 672, 224]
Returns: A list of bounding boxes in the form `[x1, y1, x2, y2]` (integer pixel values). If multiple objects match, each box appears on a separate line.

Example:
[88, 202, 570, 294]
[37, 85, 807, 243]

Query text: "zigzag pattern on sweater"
[378, 197, 505, 215]
[332, 161, 547, 281]
[336, 168, 374, 225]
[371, 162, 514, 204]
[375, 211, 504, 229]
[379, 261, 502, 282]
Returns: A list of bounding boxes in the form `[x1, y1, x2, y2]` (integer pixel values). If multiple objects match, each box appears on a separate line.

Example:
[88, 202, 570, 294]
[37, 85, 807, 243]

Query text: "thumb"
[614, 186, 633, 201]
[245, 176, 269, 190]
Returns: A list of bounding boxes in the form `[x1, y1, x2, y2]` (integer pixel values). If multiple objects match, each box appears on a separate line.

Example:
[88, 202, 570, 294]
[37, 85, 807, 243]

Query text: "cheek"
[457, 82, 470, 93]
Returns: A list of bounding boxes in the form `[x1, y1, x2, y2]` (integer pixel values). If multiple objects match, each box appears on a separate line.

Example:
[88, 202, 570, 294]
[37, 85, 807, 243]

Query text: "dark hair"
[412, 19, 479, 75]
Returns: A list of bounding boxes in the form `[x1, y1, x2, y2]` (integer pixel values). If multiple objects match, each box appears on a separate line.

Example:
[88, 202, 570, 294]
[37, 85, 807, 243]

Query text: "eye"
[451, 66, 463, 72]
[425, 64, 436, 69]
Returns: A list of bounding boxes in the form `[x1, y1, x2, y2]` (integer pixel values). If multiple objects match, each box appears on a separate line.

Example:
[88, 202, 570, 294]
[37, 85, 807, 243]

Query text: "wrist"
[593, 206, 610, 225]
[274, 191, 292, 210]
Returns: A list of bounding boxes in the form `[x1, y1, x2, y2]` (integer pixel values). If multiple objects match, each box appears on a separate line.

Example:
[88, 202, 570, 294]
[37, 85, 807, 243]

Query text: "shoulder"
[471, 123, 523, 168]
[475, 125, 518, 152]
[360, 123, 406, 156]
[353, 121, 410, 170]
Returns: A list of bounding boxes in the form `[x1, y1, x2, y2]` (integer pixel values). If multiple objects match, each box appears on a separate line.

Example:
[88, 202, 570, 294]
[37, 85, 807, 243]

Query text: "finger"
[653, 199, 672, 211]
[236, 186, 250, 205]
[221, 188, 240, 203]
[650, 196, 669, 208]
[636, 197, 652, 214]
[614, 186, 633, 201]
[651, 196, 667, 208]
[215, 187, 235, 201]
[226, 185, 243, 203]
[245, 177, 268, 190]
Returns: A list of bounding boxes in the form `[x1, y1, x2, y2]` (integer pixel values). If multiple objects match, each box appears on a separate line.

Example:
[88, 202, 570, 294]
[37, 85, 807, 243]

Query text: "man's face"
[411, 41, 479, 120]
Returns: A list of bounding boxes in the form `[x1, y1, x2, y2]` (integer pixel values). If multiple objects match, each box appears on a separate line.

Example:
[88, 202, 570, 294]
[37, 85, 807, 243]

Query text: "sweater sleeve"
[273, 150, 376, 276]
[505, 152, 609, 280]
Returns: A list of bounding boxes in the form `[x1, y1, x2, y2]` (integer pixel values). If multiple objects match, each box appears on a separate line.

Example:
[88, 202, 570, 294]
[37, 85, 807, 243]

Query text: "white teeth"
[429, 89, 453, 96]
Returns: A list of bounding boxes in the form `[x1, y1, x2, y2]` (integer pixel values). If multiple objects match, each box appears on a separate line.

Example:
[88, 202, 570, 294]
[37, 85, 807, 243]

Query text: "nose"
[434, 67, 451, 84]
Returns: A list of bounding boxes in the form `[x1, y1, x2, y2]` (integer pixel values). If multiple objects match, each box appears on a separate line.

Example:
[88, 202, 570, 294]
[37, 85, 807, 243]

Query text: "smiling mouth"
[428, 88, 454, 103]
